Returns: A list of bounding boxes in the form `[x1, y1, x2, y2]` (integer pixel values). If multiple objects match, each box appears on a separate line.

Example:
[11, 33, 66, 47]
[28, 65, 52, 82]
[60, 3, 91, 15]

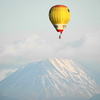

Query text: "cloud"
[0, 69, 17, 81]
[55, 31, 100, 62]
[0, 31, 100, 65]
[0, 35, 55, 64]
[76, 31, 100, 61]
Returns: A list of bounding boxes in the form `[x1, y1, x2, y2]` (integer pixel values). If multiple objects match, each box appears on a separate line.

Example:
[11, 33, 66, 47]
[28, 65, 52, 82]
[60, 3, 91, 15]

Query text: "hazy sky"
[0, 0, 100, 81]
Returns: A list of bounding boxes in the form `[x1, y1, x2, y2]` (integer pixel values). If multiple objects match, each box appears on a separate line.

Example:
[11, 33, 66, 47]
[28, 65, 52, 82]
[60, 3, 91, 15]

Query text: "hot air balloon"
[49, 5, 71, 39]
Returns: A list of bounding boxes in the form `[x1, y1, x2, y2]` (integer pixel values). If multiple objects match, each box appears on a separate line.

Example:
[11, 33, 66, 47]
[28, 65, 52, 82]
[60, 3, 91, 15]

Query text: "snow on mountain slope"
[0, 58, 100, 100]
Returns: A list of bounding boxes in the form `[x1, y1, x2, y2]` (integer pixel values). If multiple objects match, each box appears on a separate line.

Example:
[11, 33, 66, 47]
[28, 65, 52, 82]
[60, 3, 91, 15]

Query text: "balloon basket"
[59, 35, 61, 39]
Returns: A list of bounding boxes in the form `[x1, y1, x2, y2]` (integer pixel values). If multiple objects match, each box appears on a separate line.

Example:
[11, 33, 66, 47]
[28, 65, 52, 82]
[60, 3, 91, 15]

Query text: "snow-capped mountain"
[88, 94, 100, 100]
[0, 58, 100, 100]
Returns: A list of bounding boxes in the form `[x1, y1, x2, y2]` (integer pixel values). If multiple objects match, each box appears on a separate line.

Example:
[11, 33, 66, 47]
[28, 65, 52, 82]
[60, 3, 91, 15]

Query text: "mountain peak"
[0, 58, 100, 100]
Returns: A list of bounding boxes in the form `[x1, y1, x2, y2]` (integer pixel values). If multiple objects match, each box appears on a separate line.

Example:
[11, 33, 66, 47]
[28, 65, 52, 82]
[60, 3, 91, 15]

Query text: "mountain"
[0, 58, 100, 100]
[88, 94, 100, 100]
[0, 95, 18, 100]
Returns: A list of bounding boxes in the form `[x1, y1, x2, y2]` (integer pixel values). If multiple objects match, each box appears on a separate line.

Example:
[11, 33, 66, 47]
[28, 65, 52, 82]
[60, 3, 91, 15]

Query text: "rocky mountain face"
[0, 58, 100, 100]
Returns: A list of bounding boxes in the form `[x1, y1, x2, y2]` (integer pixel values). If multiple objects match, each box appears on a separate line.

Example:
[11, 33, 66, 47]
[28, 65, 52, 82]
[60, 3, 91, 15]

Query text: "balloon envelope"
[49, 5, 71, 34]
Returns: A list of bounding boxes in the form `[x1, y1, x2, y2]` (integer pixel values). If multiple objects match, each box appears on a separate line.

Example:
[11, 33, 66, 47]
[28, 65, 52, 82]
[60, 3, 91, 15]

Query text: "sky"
[0, 0, 100, 81]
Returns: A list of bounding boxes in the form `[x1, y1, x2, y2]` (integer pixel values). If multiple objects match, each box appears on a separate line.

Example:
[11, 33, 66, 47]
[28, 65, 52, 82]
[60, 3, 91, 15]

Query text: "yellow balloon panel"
[49, 5, 71, 24]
